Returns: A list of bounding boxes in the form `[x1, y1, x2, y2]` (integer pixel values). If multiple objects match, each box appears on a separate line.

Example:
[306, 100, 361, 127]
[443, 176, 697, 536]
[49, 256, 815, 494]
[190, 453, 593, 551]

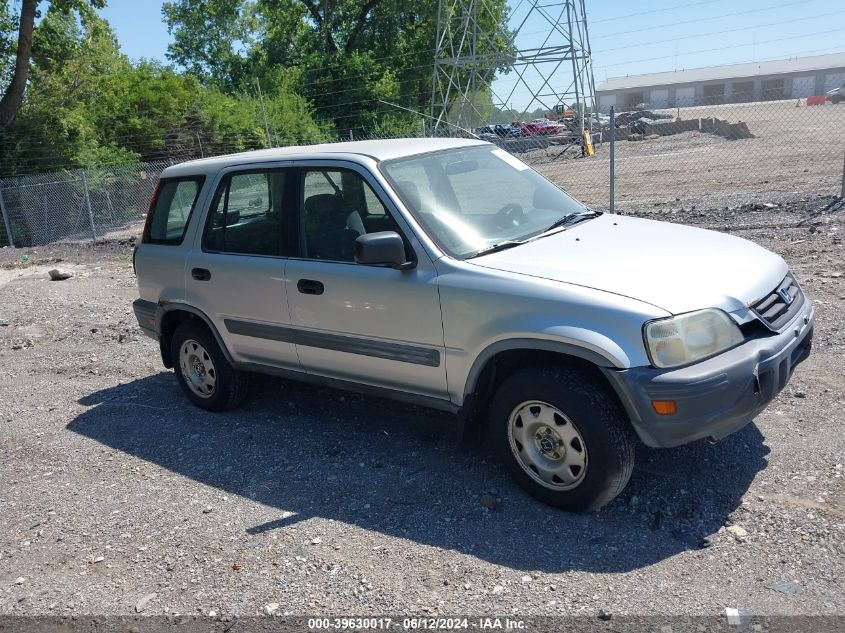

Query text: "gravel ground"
[0, 201, 843, 620]
[532, 100, 845, 212]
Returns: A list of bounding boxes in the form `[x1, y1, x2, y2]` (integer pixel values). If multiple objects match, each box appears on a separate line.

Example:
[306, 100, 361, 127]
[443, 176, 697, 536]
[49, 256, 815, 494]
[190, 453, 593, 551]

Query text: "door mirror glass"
[354, 232, 414, 269]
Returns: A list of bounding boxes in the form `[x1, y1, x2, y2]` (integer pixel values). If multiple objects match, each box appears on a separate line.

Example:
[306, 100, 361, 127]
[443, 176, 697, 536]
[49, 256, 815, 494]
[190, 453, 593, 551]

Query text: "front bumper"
[603, 300, 814, 448]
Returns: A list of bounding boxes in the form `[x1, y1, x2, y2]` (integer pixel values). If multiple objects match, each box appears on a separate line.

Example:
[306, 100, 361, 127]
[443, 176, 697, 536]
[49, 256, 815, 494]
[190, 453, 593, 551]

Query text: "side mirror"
[354, 231, 415, 270]
[225, 210, 241, 226]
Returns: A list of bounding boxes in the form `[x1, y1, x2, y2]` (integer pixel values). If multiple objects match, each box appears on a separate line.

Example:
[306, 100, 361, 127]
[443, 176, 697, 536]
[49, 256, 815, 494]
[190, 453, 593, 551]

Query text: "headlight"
[644, 309, 743, 368]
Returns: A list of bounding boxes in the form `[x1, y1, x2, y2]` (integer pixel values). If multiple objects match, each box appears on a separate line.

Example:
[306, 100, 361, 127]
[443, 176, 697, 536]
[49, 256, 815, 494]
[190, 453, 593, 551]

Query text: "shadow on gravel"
[70, 372, 769, 573]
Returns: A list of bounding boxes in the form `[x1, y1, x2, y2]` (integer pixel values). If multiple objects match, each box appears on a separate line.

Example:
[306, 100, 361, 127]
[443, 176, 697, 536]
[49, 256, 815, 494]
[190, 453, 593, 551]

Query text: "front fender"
[457, 333, 628, 407]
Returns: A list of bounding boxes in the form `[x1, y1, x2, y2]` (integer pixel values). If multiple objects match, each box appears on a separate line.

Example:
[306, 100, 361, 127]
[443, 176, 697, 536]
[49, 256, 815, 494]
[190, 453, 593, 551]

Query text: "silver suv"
[133, 138, 813, 511]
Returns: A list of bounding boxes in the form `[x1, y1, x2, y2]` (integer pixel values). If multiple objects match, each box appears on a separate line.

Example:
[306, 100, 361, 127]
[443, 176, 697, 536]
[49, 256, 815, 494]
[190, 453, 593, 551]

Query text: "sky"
[99, 0, 845, 111]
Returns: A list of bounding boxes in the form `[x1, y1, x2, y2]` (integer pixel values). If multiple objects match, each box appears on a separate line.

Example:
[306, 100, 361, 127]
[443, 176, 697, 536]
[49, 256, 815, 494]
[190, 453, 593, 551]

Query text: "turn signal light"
[651, 400, 677, 415]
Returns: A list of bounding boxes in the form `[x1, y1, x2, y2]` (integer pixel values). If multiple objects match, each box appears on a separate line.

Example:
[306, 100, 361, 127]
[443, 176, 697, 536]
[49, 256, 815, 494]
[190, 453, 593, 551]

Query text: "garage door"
[791, 75, 815, 98]
[824, 73, 845, 92]
[675, 86, 695, 107]
[649, 89, 669, 108]
[598, 94, 616, 113]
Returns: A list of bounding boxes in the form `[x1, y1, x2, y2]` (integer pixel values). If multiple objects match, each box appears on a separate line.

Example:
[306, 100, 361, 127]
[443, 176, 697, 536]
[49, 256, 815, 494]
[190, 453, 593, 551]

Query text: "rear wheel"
[490, 366, 635, 511]
[171, 321, 248, 411]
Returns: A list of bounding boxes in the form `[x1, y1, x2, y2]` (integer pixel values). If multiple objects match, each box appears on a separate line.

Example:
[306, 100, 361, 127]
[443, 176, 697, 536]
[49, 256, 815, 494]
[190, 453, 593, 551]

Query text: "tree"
[0, 0, 105, 130]
[5, 3, 133, 171]
[295, 50, 400, 136]
[0, 2, 326, 175]
[164, 0, 511, 133]
[0, 0, 38, 128]
[162, 0, 256, 90]
[0, 2, 17, 89]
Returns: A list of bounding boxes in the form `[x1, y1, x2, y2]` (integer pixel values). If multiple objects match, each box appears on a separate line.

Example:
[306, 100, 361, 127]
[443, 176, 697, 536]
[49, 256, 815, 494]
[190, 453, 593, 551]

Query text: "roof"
[597, 52, 845, 92]
[164, 137, 487, 177]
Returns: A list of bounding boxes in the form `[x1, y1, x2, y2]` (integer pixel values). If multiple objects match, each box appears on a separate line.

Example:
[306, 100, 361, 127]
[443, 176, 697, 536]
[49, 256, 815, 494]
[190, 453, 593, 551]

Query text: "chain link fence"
[0, 161, 171, 247]
[1, 99, 843, 248]
[526, 98, 845, 213]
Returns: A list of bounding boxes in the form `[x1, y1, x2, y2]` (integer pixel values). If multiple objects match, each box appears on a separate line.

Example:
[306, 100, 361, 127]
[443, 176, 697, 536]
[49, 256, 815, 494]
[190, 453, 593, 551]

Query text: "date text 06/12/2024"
[308, 617, 526, 630]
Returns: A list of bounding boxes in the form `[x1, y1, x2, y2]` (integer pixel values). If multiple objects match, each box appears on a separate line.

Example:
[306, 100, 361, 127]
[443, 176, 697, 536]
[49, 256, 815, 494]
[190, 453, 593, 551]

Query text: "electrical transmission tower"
[431, 0, 598, 136]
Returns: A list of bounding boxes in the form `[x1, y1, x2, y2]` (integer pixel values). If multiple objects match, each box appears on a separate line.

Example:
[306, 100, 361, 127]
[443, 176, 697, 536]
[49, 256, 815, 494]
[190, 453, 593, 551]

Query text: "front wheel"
[171, 321, 248, 411]
[490, 366, 635, 511]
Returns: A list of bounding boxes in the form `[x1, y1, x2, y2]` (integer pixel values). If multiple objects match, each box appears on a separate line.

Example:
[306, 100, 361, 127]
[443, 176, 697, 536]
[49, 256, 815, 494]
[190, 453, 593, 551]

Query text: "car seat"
[303, 194, 364, 261]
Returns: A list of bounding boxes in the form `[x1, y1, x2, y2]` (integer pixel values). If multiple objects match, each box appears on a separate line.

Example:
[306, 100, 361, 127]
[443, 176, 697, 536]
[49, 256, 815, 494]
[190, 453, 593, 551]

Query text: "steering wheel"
[494, 202, 524, 228]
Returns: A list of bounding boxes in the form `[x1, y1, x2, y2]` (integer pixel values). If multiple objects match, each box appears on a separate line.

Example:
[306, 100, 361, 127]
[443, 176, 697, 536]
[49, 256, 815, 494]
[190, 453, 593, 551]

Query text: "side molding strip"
[225, 319, 295, 343]
[224, 319, 441, 368]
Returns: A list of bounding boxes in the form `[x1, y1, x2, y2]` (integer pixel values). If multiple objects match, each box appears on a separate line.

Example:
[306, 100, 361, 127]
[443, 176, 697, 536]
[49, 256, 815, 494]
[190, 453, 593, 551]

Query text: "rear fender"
[157, 303, 234, 368]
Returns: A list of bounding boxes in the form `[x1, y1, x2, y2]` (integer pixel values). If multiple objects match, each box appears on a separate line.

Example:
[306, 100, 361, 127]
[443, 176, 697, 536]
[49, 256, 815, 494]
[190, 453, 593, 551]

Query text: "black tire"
[490, 366, 635, 512]
[170, 321, 248, 411]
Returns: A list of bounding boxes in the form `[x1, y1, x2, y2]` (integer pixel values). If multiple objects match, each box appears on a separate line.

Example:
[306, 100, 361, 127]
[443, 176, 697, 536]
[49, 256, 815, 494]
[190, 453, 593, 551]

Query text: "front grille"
[750, 273, 804, 330]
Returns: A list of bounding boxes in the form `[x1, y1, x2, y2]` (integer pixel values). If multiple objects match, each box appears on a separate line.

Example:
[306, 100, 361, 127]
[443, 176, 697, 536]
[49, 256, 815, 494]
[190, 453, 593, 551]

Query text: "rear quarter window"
[143, 177, 205, 245]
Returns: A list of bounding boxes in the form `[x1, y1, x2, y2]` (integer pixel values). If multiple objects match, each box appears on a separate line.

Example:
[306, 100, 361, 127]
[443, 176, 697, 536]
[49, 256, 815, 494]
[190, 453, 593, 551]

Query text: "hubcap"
[507, 400, 587, 490]
[179, 339, 216, 399]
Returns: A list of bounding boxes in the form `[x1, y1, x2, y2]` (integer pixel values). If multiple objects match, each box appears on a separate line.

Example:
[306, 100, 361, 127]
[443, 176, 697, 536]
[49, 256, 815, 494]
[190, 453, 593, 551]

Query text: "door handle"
[297, 279, 324, 295]
[191, 267, 211, 281]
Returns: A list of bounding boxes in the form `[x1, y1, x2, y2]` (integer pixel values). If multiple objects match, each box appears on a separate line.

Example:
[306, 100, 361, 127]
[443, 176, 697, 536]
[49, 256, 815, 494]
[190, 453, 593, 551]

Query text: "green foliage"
[295, 50, 403, 136]
[445, 88, 498, 130]
[162, 0, 256, 90]
[2, 4, 132, 173]
[192, 81, 328, 155]
[0, 2, 17, 86]
[0, 0, 327, 175]
[0, 0, 512, 175]
[164, 0, 512, 133]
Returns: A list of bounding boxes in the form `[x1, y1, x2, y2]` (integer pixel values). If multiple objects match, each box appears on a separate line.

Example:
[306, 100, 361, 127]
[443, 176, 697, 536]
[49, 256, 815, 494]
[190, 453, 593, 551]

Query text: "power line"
[263, 0, 822, 94]
[589, 0, 727, 24]
[594, 9, 845, 56]
[591, 0, 813, 41]
[602, 27, 842, 69]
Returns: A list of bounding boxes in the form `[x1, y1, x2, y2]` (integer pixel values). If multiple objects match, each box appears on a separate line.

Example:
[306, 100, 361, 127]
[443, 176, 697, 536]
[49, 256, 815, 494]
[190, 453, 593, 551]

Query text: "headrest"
[304, 194, 355, 229]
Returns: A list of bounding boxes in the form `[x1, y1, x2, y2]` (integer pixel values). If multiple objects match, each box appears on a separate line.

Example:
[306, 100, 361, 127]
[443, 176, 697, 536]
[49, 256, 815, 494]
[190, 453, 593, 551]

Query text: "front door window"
[299, 169, 401, 262]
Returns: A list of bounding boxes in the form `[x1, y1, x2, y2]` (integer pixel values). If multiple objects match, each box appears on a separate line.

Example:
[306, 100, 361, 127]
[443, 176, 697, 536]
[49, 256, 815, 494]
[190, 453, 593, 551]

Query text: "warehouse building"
[597, 52, 845, 111]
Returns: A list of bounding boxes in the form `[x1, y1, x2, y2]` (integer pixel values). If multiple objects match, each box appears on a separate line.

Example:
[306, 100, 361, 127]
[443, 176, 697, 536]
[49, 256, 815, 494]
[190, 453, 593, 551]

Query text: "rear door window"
[203, 169, 287, 257]
[144, 177, 204, 245]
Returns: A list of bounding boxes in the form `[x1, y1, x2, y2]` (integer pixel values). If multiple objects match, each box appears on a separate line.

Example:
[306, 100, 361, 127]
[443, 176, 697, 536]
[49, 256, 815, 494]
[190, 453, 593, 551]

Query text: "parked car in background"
[516, 121, 564, 136]
[494, 124, 523, 137]
[588, 113, 611, 127]
[827, 81, 844, 103]
[476, 124, 522, 138]
[133, 138, 813, 512]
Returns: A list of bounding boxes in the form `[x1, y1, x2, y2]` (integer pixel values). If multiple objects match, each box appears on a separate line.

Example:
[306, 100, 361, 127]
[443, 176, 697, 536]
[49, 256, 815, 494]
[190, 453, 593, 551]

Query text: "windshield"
[381, 145, 590, 258]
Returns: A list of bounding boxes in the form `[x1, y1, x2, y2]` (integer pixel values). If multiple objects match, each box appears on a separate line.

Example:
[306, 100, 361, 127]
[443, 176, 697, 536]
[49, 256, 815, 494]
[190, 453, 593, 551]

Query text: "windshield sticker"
[491, 149, 530, 171]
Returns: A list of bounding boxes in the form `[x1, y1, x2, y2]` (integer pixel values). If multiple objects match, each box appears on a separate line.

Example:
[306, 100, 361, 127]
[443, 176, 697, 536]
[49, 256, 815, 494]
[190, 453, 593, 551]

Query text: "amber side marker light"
[651, 400, 677, 415]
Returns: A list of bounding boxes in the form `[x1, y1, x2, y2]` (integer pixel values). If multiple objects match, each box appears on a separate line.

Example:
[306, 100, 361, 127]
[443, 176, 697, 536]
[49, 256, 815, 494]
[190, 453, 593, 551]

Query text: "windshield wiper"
[541, 209, 601, 235]
[468, 209, 601, 258]
[467, 240, 524, 258]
